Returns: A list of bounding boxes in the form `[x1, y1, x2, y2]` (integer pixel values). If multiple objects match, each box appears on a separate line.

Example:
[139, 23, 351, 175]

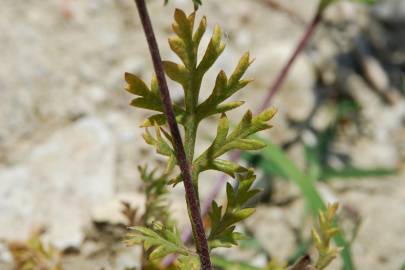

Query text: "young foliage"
[126, 222, 198, 268]
[311, 203, 341, 270]
[138, 165, 171, 226]
[208, 170, 260, 249]
[263, 259, 287, 270]
[125, 7, 275, 269]
[125, 8, 275, 189]
[8, 229, 62, 270]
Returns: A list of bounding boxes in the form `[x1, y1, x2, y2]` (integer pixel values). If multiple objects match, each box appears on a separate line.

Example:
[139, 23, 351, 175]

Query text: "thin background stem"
[263, 0, 307, 25]
[256, 10, 322, 114]
[133, 0, 212, 269]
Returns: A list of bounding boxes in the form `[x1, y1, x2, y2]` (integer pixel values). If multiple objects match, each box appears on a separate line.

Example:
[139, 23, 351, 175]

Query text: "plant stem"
[256, 9, 322, 114]
[165, 5, 323, 268]
[263, 0, 307, 25]
[133, 1, 212, 269]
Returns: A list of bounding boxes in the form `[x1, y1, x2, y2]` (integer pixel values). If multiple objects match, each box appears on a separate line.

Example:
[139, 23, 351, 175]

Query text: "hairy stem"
[133, 1, 212, 269]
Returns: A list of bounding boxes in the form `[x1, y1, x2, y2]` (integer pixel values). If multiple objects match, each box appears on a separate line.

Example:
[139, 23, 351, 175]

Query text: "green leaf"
[169, 37, 192, 70]
[142, 126, 176, 161]
[192, 16, 207, 53]
[322, 166, 396, 180]
[197, 25, 225, 76]
[247, 138, 355, 270]
[141, 114, 167, 127]
[138, 166, 172, 226]
[215, 101, 245, 114]
[125, 223, 191, 261]
[171, 9, 195, 69]
[178, 254, 200, 270]
[207, 172, 259, 249]
[197, 53, 253, 119]
[211, 256, 260, 270]
[312, 203, 341, 270]
[210, 159, 250, 178]
[163, 61, 190, 87]
[228, 52, 254, 88]
[191, 109, 275, 181]
[125, 73, 163, 112]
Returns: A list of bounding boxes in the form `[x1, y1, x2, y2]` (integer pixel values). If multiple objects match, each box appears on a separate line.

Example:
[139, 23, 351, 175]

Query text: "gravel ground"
[0, 0, 404, 269]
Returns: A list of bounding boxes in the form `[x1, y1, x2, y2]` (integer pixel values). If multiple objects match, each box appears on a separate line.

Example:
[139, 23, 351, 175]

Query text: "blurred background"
[0, 0, 404, 269]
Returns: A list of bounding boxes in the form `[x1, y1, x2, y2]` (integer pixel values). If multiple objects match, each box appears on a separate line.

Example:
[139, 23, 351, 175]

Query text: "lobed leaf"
[178, 254, 201, 270]
[207, 171, 259, 249]
[197, 53, 253, 119]
[312, 203, 341, 270]
[197, 25, 225, 76]
[138, 166, 172, 224]
[125, 72, 163, 112]
[193, 108, 276, 178]
[125, 223, 191, 261]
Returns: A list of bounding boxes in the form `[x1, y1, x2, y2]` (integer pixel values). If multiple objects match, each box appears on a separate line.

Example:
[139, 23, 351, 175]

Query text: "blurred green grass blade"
[304, 144, 322, 182]
[260, 142, 324, 208]
[212, 255, 260, 270]
[354, 0, 378, 4]
[254, 139, 355, 270]
[243, 152, 287, 179]
[322, 166, 396, 180]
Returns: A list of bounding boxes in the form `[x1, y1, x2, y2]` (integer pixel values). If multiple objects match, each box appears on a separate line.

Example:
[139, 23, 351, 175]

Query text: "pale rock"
[0, 117, 115, 249]
[103, 111, 148, 192]
[350, 138, 398, 168]
[312, 102, 337, 130]
[91, 192, 145, 225]
[245, 206, 296, 260]
[114, 245, 143, 270]
[373, 0, 405, 24]
[253, 45, 316, 122]
[338, 177, 405, 270]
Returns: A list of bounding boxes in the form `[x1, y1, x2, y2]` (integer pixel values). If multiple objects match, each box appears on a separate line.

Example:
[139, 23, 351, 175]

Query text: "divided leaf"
[125, 73, 163, 112]
[312, 203, 341, 270]
[142, 126, 176, 172]
[125, 73, 186, 127]
[165, 9, 226, 112]
[208, 171, 259, 249]
[178, 254, 201, 270]
[138, 166, 170, 225]
[193, 108, 276, 177]
[197, 25, 225, 76]
[124, 8, 279, 264]
[168, 9, 207, 72]
[197, 53, 253, 119]
[125, 223, 192, 262]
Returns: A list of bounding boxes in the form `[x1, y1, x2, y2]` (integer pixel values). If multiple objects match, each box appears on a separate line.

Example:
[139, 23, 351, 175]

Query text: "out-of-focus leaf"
[251, 138, 354, 270]
[125, 223, 192, 262]
[322, 166, 396, 180]
[211, 256, 260, 270]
